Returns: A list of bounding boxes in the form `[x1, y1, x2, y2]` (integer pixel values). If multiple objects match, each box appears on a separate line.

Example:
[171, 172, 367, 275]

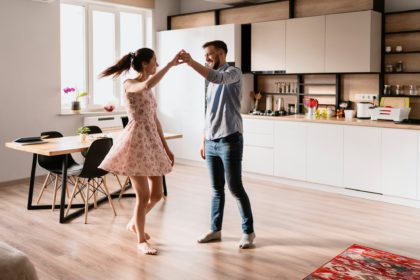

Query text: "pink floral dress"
[99, 89, 172, 176]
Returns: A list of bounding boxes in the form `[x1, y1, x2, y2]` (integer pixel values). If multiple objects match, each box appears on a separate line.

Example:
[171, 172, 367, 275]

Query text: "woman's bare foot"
[137, 242, 157, 255]
[126, 221, 150, 240]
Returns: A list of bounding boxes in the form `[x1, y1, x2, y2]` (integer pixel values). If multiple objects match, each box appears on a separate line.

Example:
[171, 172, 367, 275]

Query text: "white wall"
[0, 0, 83, 183]
[155, 0, 180, 31]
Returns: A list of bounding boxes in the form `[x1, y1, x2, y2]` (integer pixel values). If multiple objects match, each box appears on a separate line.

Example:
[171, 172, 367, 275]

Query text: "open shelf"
[385, 30, 420, 35]
[264, 92, 336, 96]
[385, 51, 420, 54]
[382, 95, 420, 98]
[384, 72, 420, 74]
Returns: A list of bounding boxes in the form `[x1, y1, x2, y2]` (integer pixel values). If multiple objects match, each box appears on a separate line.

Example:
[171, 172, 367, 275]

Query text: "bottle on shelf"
[409, 85, 418, 96]
[395, 61, 404, 73]
[395, 84, 404, 95]
[383, 85, 391, 96]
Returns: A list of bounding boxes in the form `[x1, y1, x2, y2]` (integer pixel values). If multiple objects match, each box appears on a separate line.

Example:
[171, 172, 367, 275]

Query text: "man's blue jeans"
[205, 132, 254, 234]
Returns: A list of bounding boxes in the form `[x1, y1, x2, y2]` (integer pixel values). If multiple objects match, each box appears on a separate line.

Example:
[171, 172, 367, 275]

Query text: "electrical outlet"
[355, 94, 377, 102]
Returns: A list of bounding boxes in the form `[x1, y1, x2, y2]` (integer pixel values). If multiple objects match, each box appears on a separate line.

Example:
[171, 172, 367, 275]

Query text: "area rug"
[304, 244, 420, 280]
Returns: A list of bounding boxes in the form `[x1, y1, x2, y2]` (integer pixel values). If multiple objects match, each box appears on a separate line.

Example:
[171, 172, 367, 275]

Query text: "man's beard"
[212, 57, 220, 70]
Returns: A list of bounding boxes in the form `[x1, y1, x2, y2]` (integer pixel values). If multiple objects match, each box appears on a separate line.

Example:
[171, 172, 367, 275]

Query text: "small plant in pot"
[77, 126, 90, 142]
[63, 87, 88, 112]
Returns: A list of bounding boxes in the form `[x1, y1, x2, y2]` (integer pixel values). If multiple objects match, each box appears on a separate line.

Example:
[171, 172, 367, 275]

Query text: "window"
[60, 1, 152, 111]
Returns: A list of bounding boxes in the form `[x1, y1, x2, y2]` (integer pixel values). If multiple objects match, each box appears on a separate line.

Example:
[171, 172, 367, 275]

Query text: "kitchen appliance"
[356, 102, 372, 119]
[369, 107, 411, 122]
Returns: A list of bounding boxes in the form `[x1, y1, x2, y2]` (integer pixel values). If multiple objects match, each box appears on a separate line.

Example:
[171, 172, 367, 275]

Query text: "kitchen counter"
[242, 114, 420, 130]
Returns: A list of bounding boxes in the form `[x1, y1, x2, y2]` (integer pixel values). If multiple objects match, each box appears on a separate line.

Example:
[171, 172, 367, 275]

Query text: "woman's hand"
[168, 50, 185, 67]
[166, 148, 175, 166]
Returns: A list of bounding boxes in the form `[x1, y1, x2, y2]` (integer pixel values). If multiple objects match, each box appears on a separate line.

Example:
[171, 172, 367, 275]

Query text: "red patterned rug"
[304, 244, 420, 280]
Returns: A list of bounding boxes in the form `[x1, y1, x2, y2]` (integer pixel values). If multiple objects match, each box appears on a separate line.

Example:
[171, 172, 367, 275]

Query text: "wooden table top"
[5, 132, 182, 156]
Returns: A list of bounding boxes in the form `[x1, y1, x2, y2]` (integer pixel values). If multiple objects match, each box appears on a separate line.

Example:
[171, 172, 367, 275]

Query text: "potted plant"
[77, 126, 90, 142]
[63, 87, 88, 112]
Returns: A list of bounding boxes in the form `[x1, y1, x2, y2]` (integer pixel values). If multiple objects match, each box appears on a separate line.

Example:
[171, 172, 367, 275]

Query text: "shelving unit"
[382, 10, 420, 101]
[255, 73, 339, 114]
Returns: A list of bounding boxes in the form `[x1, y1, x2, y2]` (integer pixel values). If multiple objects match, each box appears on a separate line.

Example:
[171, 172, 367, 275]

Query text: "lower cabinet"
[243, 119, 274, 176]
[274, 121, 306, 181]
[306, 123, 343, 187]
[343, 126, 381, 193]
[382, 129, 417, 199]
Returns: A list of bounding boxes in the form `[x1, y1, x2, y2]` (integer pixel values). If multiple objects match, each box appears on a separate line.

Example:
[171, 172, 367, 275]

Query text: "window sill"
[59, 109, 127, 116]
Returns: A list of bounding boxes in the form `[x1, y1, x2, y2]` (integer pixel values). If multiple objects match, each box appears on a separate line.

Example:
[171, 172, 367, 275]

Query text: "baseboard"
[0, 175, 44, 187]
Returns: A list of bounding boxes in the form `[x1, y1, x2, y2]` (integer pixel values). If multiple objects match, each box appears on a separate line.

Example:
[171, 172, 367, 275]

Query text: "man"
[180, 40, 255, 249]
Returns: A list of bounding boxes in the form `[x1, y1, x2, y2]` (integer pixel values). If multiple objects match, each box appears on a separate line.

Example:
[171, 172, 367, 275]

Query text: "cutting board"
[379, 97, 410, 108]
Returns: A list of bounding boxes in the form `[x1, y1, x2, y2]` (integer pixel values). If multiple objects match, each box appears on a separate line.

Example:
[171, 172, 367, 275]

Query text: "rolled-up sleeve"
[206, 66, 241, 85]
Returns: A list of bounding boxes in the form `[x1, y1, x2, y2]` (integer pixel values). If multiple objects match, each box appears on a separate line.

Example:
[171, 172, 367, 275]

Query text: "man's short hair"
[202, 40, 228, 54]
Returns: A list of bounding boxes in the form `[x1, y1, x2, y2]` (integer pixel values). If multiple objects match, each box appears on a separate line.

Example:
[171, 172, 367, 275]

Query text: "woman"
[99, 48, 183, 255]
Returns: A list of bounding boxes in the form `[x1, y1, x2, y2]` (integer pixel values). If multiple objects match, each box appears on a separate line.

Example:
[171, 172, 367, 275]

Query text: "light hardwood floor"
[1, 163, 420, 279]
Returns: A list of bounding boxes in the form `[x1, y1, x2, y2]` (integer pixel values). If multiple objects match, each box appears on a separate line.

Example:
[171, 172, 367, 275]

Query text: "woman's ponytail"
[99, 53, 133, 78]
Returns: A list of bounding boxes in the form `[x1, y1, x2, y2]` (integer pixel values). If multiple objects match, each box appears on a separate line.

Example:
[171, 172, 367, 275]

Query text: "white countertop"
[242, 114, 420, 130]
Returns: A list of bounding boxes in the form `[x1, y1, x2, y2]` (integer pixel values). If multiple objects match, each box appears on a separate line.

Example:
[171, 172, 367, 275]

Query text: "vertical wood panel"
[295, 0, 373, 18]
[170, 11, 216, 30]
[386, 11, 420, 33]
[220, 1, 289, 24]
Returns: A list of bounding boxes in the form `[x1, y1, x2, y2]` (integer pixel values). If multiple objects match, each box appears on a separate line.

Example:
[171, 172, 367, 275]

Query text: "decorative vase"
[71, 101, 81, 112]
[79, 133, 87, 142]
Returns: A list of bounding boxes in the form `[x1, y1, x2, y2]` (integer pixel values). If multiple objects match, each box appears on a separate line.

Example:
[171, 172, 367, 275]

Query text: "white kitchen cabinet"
[274, 121, 306, 181]
[326, 11, 381, 73]
[156, 24, 241, 162]
[306, 123, 343, 187]
[242, 118, 274, 175]
[343, 126, 381, 193]
[251, 20, 286, 72]
[286, 16, 325, 73]
[382, 129, 417, 199]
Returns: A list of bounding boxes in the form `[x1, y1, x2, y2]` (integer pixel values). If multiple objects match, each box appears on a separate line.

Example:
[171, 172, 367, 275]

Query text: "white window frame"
[60, 0, 153, 111]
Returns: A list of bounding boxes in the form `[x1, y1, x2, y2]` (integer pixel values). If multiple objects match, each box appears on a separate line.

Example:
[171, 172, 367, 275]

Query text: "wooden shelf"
[264, 92, 336, 96]
[384, 72, 420, 74]
[385, 30, 420, 35]
[382, 95, 420, 98]
[385, 51, 420, 54]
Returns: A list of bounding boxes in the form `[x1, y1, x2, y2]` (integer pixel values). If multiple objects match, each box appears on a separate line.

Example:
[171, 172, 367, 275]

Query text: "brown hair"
[202, 40, 228, 54]
[99, 48, 155, 78]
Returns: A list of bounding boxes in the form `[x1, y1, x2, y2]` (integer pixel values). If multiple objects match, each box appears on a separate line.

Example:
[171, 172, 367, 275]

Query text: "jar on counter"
[385, 64, 394, 73]
[395, 61, 404, 73]
[383, 85, 391, 96]
[409, 85, 418, 96]
[395, 85, 404, 96]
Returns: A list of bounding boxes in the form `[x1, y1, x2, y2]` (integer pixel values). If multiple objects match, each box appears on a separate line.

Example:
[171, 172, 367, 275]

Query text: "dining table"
[5, 131, 182, 223]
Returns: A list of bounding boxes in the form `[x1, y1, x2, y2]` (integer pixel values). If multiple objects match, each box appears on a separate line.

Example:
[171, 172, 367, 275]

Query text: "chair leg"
[118, 177, 130, 200]
[52, 174, 59, 211]
[114, 174, 124, 189]
[77, 178, 86, 203]
[65, 177, 80, 216]
[93, 179, 98, 209]
[102, 176, 116, 216]
[84, 180, 90, 224]
[36, 173, 51, 204]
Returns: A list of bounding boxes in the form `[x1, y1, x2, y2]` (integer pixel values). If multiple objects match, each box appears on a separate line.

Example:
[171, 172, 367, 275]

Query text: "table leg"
[59, 155, 68, 223]
[27, 154, 38, 210]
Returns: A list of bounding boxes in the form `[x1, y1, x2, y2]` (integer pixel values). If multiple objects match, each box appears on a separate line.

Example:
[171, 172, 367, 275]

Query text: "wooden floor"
[1, 163, 420, 279]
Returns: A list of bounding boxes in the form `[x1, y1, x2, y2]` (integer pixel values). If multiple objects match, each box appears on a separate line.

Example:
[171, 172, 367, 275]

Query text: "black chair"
[85, 125, 102, 134]
[121, 116, 129, 128]
[36, 131, 83, 210]
[81, 125, 103, 158]
[66, 138, 116, 224]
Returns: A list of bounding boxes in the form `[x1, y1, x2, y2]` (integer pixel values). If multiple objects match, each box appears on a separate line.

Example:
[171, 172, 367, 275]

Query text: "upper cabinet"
[251, 20, 286, 72]
[325, 11, 381, 73]
[286, 16, 326, 73]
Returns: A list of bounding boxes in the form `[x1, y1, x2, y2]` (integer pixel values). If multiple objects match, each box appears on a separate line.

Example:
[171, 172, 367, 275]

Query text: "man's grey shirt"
[204, 63, 243, 140]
